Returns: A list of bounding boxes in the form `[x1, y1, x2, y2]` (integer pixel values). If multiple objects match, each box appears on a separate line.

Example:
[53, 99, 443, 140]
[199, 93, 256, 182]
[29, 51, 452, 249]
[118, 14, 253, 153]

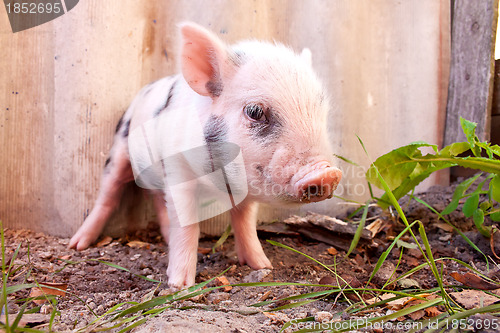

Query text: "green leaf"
[473, 208, 490, 237]
[366, 142, 437, 191]
[460, 117, 481, 157]
[367, 140, 500, 210]
[480, 201, 492, 211]
[442, 173, 482, 215]
[489, 144, 500, 158]
[491, 210, 500, 222]
[491, 175, 500, 203]
[440, 141, 470, 157]
[441, 200, 459, 216]
[463, 194, 479, 217]
[396, 239, 418, 249]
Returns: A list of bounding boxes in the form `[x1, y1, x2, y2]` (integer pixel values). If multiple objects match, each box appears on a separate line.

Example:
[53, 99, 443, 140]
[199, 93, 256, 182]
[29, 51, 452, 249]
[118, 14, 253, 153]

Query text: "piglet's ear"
[180, 22, 230, 98]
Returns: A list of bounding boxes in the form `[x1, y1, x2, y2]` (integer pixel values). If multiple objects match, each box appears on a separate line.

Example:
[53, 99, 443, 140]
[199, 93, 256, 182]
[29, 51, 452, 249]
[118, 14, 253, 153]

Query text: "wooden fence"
[0, 0, 459, 237]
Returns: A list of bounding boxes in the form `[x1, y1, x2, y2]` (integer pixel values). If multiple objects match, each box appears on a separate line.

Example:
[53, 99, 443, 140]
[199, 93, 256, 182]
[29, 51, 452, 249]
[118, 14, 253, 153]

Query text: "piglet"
[69, 22, 342, 289]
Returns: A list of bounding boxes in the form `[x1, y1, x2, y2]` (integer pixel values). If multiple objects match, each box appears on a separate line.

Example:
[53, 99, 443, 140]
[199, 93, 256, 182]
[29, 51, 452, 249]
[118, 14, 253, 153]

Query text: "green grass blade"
[6, 242, 22, 280]
[10, 302, 27, 331]
[366, 221, 419, 287]
[334, 154, 360, 166]
[1, 221, 9, 331]
[267, 240, 365, 304]
[271, 299, 318, 311]
[424, 303, 500, 333]
[251, 289, 340, 307]
[442, 173, 482, 215]
[293, 298, 444, 332]
[267, 240, 335, 275]
[212, 224, 231, 253]
[418, 222, 451, 311]
[345, 203, 369, 258]
[411, 195, 489, 266]
[280, 317, 315, 333]
[90, 259, 160, 283]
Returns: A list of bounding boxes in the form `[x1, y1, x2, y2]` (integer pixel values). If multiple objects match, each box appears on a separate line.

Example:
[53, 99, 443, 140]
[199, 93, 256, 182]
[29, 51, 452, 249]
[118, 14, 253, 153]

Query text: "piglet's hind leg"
[69, 142, 133, 250]
[152, 191, 170, 244]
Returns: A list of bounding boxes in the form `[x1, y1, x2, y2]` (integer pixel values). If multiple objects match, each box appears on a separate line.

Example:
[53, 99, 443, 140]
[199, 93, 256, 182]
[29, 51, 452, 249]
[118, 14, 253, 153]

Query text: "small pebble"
[38, 251, 53, 260]
[87, 301, 96, 310]
[40, 304, 53, 314]
[207, 292, 230, 304]
[243, 269, 271, 283]
[315, 311, 333, 323]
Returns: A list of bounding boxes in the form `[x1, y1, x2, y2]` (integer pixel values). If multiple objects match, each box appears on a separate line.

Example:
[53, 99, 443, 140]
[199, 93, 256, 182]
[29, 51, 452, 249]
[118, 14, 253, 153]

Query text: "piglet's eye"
[244, 104, 267, 122]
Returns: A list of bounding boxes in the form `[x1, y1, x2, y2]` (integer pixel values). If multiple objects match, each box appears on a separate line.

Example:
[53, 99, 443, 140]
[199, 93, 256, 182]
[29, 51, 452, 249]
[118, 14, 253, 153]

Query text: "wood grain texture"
[492, 115, 500, 145]
[444, 0, 498, 144]
[492, 60, 500, 116]
[0, 0, 450, 237]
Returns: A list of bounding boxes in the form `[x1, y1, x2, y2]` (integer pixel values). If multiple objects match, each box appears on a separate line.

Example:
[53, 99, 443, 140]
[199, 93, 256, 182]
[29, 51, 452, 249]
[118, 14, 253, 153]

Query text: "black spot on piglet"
[115, 115, 124, 133]
[206, 80, 223, 98]
[123, 119, 131, 137]
[204, 115, 228, 144]
[154, 80, 177, 117]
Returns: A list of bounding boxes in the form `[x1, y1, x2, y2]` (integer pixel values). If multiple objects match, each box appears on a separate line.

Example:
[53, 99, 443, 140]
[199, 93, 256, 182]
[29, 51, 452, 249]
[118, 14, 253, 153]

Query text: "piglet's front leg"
[167, 223, 200, 289]
[164, 189, 200, 290]
[230, 201, 272, 270]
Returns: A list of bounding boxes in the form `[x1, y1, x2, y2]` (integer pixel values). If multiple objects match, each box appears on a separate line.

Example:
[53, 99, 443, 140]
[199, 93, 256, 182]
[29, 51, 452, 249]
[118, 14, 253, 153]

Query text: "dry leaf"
[365, 293, 397, 305]
[126, 240, 150, 249]
[259, 290, 272, 302]
[490, 227, 500, 260]
[365, 218, 386, 237]
[403, 255, 420, 268]
[0, 314, 49, 327]
[354, 254, 364, 266]
[30, 282, 68, 305]
[198, 247, 211, 255]
[214, 276, 232, 292]
[408, 309, 425, 321]
[450, 271, 500, 290]
[262, 311, 290, 324]
[263, 311, 275, 319]
[96, 236, 113, 247]
[434, 222, 454, 233]
[450, 289, 500, 309]
[397, 278, 421, 289]
[425, 306, 443, 317]
[327, 247, 338, 256]
[386, 296, 412, 310]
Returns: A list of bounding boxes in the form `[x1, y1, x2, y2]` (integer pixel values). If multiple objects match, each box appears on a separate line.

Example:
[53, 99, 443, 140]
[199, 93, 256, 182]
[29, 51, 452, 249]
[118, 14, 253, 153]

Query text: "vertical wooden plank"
[444, 0, 498, 145]
[492, 60, 500, 116]
[50, 0, 176, 237]
[0, 17, 57, 233]
[492, 59, 500, 145]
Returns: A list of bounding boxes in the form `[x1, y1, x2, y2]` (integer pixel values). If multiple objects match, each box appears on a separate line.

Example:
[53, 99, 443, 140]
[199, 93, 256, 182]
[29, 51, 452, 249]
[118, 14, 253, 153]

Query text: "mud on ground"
[3, 177, 500, 332]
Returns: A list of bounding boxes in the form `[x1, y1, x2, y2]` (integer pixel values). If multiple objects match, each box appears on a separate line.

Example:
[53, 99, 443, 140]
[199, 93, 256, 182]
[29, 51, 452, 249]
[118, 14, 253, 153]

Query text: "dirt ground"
[3, 175, 500, 332]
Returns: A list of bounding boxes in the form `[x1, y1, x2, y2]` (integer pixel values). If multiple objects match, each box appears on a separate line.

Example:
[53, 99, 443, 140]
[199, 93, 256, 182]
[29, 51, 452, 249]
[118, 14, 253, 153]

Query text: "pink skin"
[69, 22, 342, 289]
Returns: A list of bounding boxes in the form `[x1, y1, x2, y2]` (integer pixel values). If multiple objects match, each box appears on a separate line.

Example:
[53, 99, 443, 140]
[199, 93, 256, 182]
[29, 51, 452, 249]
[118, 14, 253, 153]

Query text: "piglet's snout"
[294, 163, 342, 203]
